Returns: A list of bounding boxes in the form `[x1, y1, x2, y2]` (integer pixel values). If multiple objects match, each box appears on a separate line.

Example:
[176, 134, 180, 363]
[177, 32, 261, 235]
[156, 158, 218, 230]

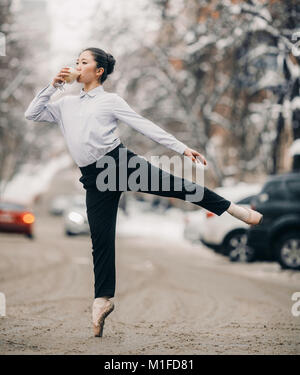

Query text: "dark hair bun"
[107, 53, 116, 75]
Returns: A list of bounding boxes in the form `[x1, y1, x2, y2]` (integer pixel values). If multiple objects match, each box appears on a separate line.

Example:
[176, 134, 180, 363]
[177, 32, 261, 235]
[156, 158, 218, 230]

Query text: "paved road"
[0, 168, 299, 354]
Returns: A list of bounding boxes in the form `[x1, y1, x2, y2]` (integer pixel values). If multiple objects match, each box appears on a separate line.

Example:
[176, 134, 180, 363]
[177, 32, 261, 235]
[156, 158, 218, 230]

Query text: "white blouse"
[24, 83, 188, 167]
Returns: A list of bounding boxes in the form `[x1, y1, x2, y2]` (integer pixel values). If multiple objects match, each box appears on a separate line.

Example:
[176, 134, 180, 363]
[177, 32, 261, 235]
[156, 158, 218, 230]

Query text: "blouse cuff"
[177, 142, 188, 155]
[37, 83, 58, 97]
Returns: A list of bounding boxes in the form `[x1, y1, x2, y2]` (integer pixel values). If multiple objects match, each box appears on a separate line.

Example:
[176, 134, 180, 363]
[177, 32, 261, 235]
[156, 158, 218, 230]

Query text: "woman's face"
[75, 50, 104, 84]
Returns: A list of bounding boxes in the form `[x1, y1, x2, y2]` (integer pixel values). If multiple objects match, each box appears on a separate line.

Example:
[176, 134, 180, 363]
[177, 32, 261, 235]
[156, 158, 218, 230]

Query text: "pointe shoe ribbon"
[244, 207, 263, 226]
[92, 299, 115, 337]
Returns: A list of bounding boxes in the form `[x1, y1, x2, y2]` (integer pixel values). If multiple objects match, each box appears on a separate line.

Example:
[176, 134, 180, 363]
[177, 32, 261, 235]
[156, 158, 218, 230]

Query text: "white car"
[63, 195, 89, 236]
[184, 183, 262, 262]
[63, 194, 126, 236]
[183, 210, 207, 242]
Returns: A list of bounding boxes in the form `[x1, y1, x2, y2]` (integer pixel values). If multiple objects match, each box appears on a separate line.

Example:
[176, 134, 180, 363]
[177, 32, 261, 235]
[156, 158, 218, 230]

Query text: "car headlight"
[68, 212, 84, 225]
[259, 193, 269, 202]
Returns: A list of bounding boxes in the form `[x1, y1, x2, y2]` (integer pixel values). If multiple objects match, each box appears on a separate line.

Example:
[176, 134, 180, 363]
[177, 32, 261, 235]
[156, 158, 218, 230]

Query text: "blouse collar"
[79, 85, 104, 98]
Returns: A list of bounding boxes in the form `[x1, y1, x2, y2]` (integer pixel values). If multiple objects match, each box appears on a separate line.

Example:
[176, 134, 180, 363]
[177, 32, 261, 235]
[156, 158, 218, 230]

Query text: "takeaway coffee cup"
[54, 66, 80, 91]
[64, 66, 80, 84]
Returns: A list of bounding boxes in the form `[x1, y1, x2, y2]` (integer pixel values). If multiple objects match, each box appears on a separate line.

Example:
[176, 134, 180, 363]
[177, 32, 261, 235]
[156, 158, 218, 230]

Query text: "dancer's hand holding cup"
[52, 67, 80, 90]
[52, 67, 71, 88]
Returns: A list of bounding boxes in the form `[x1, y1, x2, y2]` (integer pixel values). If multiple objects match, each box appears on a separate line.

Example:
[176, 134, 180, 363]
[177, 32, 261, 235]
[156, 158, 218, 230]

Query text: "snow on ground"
[117, 182, 262, 241]
[116, 198, 300, 288]
[117, 200, 186, 241]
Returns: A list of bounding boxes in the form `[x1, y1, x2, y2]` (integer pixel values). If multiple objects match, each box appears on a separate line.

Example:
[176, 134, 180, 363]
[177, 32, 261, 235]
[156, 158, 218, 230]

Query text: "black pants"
[79, 143, 231, 298]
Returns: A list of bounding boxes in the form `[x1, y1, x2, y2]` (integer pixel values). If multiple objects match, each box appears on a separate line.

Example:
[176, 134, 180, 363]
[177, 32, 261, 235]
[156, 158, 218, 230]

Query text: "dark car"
[247, 172, 300, 270]
[0, 201, 35, 239]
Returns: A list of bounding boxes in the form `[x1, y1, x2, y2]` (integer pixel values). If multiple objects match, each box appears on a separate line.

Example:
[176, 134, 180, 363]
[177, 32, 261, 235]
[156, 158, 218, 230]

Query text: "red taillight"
[206, 211, 215, 219]
[22, 213, 35, 224]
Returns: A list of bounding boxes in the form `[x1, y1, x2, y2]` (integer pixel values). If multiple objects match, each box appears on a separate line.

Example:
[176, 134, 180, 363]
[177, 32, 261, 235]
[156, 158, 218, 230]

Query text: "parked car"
[183, 209, 207, 243]
[0, 201, 35, 239]
[63, 195, 126, 236]
[200, 195, 259, 262]
[247, 172, 300, 270]
[184, 183, 262, 262]
[49, 193, 84, 216]
[63, 194, 89, 236]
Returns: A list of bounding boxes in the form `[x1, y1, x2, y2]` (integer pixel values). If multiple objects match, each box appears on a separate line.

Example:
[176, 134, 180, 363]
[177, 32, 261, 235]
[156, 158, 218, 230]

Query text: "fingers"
[58, 72, 69, 78]
[197, 154, 205, 164]
[193, 153, 207, 166]
[189, 155, 197, 163]
[57, 68, 71, 79]
[60, 71, 70, 76]
[53, 67, 71, 86]
[191, 151, 201, 164]
[185, 151, 198, 163]
[198, 156, 207, 166]
[55, 71, 70, 83]
[193, 151, 207, 166]
[184, 148, 208, 166]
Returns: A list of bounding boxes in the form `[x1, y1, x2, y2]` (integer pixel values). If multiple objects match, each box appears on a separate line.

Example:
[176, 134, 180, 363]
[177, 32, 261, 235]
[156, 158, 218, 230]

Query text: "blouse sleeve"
[24, 83, 64, 124]
[113, 94, 188, 155]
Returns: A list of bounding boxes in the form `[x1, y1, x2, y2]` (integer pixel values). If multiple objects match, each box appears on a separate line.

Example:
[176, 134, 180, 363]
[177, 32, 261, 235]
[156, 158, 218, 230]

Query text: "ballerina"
[25, 47, 263, 337]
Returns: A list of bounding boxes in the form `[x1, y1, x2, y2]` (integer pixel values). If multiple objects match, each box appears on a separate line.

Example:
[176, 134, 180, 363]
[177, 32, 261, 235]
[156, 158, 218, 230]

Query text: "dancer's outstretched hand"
[183, 147, 207, 166]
